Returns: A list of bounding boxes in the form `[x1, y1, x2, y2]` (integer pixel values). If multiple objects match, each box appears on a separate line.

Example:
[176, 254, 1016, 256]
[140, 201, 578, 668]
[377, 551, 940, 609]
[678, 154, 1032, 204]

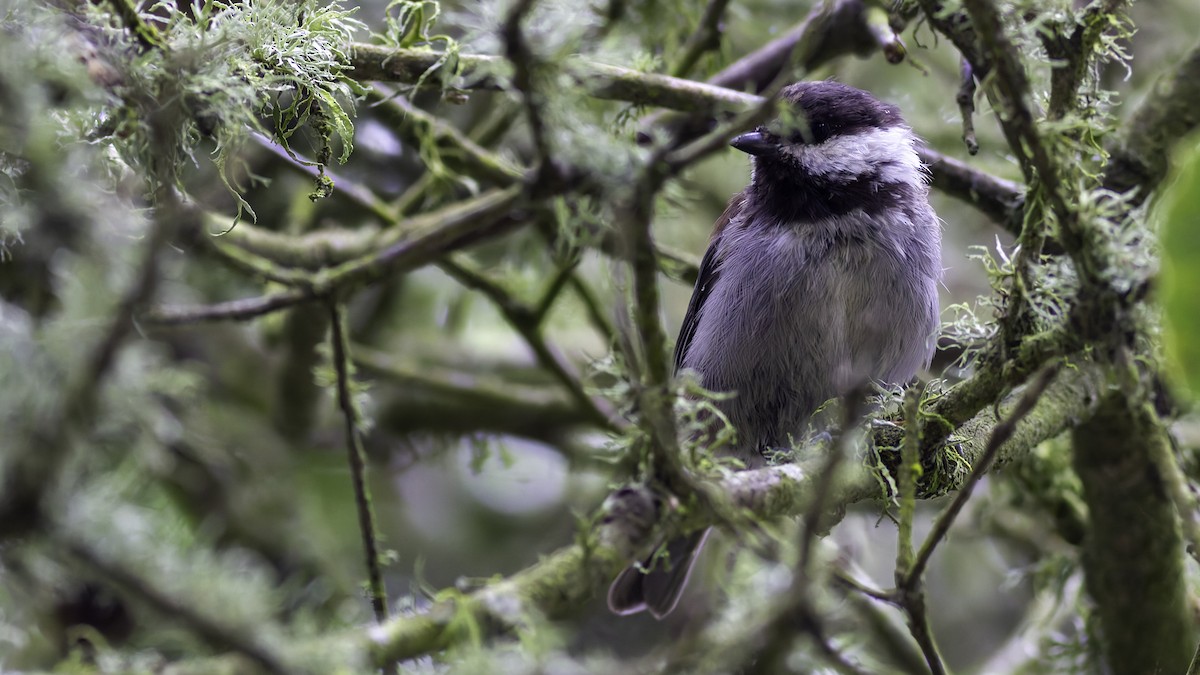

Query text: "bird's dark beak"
[730, 131, 777, 156]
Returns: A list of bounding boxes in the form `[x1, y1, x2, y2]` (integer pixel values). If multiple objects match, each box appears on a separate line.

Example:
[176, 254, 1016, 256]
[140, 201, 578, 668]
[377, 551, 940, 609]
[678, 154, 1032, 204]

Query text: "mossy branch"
[1072, 391, 1197, 674]
[106, 0, 167, 52]
[145, 186, 525, 323]
[349, 361, 1103, 664]
[1104, 39, 1200, 201]
[349, 43, 760, 112]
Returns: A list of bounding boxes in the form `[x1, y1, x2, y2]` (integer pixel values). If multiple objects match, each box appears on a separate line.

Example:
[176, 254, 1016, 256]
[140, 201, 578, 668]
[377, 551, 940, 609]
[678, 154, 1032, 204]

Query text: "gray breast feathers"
[679, 208, 940, 462]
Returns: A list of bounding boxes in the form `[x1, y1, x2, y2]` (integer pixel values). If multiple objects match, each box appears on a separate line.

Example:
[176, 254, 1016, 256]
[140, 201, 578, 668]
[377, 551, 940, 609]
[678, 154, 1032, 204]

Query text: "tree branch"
[366, 88, 524, 185]
[356, 347, 604, 446]
[905, 363, 1061, 585]
[438, 255, 617, 431]
[706, 0, 880, 92]
[1072, 390, 1196, 673]
[145, 186, 527, 323]
[668, 0, 733, 78]
[142, 288, 313, 325]
[1043, 0, 1132, 121]
[328, 301, 390, 624]
[355, 41, 1028, 232]
[919, 147, 1024, 236]
[354, 360, 1103, 664]
[1104, 39, 1200, 202]
[349, 44, 759, 112]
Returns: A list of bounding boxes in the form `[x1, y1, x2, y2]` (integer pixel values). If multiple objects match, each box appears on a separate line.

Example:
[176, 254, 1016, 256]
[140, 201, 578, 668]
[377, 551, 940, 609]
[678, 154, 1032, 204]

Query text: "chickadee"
[609, 81, 943, 618]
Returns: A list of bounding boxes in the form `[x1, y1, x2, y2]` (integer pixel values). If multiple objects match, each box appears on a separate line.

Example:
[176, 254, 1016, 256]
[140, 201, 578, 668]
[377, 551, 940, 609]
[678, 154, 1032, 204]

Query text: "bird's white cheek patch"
[781, 126, 924, 184]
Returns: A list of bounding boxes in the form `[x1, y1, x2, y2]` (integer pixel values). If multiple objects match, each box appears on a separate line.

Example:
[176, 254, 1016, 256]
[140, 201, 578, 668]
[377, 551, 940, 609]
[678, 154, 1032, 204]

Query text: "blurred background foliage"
[2, 0, 1200, 672]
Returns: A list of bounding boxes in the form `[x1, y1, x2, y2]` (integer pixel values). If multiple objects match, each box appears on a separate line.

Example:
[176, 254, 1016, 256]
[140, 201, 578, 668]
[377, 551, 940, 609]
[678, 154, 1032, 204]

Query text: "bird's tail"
[607, 529, 710, 619]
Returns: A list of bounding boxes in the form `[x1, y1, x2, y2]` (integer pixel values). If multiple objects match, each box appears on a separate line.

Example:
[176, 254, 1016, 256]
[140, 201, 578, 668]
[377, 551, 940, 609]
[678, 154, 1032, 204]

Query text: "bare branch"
[956, 57, 979, 155]
[143, 288, 313, 325]
[707, 0, 880, 92]
[328, 302, 390, 624]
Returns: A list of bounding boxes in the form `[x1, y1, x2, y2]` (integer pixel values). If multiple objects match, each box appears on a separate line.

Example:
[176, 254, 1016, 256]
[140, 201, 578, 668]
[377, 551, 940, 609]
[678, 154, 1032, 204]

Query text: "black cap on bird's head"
[729, 81, 925, 222]
[730, 81, 906, 157]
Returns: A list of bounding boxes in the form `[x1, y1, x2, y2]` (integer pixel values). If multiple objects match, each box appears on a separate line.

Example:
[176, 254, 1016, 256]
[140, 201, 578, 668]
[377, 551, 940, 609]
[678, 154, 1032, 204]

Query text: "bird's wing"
[672, 191, 746, 374]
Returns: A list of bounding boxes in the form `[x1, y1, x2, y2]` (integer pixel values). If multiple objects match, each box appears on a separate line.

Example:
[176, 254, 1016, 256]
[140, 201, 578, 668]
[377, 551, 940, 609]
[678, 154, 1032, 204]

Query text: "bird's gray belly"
[680, 235, 935, 465]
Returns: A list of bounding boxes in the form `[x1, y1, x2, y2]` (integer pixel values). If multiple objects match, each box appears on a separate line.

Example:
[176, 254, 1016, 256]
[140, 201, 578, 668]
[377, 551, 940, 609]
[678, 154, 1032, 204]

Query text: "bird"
[608, 80, 943, 619]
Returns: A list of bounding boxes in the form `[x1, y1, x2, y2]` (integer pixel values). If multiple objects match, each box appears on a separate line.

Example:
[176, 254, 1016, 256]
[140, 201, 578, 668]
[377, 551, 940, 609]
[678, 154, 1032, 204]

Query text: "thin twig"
[533, 257, 581, 322]
[502, 0, 553, 170]
[438, 256, 617, 430]
[707, 0, 876, 91]
[833, 567, 897, 605]
[896, 388, 921, 576]
[896, 587, 946, 675]
[387, 100, 522, 215]
[800, 391, 868, 575]
[143, 288, 312, 325]
[367, 87, 524, 185]
[838, 580, 931, 675]
[956, 58, 979, 155]
[893, 388, 944, 675]
[668, 0, 732, 78]
[568, 273, 616, 342]
[328, 301, 390, 624]
[907, 362, 1061, 584]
